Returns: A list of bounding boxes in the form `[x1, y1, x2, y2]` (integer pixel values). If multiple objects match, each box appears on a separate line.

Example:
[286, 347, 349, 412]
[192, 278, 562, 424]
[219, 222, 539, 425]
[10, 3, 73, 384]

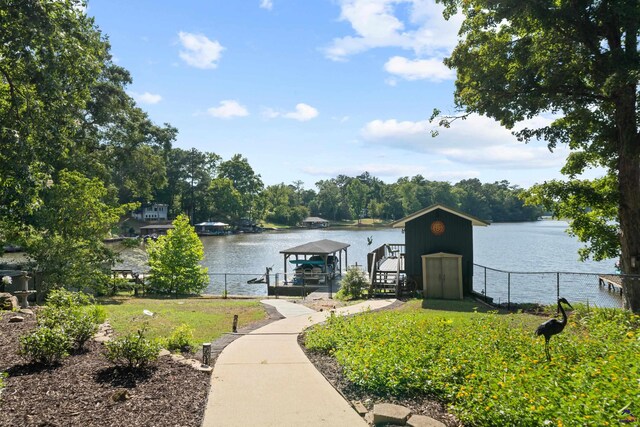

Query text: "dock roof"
[280, 239, 350, 255]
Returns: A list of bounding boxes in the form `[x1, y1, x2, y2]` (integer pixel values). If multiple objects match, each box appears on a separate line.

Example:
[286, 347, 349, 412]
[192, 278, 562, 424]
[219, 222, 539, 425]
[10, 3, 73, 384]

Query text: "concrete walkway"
[202, 298, 396, 427]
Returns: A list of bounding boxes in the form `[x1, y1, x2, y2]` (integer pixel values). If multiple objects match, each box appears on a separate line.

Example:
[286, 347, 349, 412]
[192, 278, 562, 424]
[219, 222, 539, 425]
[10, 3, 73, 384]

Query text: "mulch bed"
[0, 310, 210, 427]
[0, 303, 286, 427]
[298, 298, 463, 427]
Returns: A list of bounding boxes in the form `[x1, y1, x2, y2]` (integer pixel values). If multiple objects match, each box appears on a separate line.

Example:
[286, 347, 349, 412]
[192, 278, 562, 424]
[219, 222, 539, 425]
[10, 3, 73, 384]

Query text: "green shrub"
[105, 327, 161, 368]
[39, 307, 98, 351]
[304, 306, 640, 426]
[46, 288, 94, 308]
[164, 324, 194, 353]
[336, 267, 368, 300]
[20, 326, 71, 365]
[40, 290, 105, 351]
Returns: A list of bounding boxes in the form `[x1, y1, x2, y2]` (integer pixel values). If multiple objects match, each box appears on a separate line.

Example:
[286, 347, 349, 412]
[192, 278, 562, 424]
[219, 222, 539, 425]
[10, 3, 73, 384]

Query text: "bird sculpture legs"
[544, 337, 551, 361]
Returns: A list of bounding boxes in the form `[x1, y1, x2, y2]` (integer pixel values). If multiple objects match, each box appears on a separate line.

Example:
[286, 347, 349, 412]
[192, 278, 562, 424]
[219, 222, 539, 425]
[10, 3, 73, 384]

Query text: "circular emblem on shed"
[430, 220, 445, 236]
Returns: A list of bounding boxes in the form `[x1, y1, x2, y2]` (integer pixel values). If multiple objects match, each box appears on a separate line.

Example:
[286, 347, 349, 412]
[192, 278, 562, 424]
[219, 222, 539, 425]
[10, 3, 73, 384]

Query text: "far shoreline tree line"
[138, 151, 544, 229]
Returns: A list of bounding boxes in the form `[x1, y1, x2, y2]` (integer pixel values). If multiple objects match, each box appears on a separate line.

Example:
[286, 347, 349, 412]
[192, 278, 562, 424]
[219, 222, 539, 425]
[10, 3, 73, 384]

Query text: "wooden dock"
[598, 275, 623, 295]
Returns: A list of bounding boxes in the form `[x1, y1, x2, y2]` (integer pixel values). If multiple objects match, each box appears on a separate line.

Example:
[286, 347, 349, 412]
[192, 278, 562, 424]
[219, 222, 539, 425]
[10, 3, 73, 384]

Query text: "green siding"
[404, 208, 474, 295]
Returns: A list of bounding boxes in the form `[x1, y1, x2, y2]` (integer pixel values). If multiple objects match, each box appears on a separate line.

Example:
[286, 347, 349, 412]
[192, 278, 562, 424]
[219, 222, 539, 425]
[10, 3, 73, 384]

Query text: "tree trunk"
[616, 85, 640, 312]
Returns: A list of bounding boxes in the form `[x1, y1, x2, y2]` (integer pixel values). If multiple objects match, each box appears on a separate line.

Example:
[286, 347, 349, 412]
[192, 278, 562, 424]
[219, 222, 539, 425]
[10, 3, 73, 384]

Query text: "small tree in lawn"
[147, 214, 208, 296]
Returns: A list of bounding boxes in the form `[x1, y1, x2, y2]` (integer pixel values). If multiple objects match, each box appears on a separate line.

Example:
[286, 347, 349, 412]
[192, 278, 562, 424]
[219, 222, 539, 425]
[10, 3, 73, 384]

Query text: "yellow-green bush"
[304, 306, 639, 426]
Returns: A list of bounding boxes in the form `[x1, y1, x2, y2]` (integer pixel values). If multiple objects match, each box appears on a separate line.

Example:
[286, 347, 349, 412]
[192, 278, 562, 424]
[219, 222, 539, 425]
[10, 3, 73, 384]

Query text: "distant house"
[139, 224, 174, 237]
[301, 217, 329, 228]
[132, 204, 169, 221]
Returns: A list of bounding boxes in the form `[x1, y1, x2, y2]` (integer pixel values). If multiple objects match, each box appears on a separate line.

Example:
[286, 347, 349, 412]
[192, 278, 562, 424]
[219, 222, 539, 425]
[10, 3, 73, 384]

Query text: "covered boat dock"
[280, 239, 349, 284]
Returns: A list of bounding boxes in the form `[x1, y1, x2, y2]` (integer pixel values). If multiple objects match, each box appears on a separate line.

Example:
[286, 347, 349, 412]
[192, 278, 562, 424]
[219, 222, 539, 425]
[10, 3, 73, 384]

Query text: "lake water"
[195, 220, 620, 306]
[1, 220, 622, 306]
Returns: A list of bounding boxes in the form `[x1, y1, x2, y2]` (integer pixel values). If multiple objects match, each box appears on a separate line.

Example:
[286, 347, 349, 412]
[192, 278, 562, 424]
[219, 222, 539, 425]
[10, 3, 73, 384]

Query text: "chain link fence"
[473, 264, 634, 309]
[205, 271, 337, 299]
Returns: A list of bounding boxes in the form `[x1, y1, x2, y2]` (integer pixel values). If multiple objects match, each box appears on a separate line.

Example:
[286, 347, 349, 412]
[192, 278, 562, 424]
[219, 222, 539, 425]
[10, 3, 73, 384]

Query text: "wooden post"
[232, 315, 238, 333]
[202, 343, 211, 367]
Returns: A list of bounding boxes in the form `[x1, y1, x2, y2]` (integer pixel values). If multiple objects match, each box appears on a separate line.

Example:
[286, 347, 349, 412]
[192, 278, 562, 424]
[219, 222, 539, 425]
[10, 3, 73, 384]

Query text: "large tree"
[0, 0, 108, 227]
[437, 0, 640, 311]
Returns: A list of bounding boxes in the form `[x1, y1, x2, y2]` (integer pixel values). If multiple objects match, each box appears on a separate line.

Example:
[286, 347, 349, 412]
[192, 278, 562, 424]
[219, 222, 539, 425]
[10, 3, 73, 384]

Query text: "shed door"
[424, 257, 443, 298]
[441, 257, 460, 299]
[422, 254, 462, 300]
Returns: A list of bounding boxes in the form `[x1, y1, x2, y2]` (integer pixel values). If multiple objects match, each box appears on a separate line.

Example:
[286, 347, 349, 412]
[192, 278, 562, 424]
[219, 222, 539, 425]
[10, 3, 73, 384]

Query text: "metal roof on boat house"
[280, 239, 350, 255]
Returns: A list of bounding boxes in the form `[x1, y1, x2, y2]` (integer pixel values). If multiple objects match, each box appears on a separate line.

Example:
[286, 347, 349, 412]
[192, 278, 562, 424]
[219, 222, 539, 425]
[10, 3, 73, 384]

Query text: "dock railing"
[473, 264, 637, 309]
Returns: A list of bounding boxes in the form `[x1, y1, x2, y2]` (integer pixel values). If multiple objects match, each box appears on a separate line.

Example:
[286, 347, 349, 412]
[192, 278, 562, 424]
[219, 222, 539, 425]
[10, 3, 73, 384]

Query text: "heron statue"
[535, 297, 573, 361]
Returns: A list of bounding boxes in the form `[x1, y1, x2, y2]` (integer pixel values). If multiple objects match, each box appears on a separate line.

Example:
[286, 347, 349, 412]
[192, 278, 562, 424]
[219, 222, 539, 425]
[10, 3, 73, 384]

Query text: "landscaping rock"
[353, 401, 368, 416]
[364, 412, 375, 425]
[373, 403, 412, 426]
[196, 364, 213, 373]
[407, 414, 447, 427]
[158, 349, 171, 357]
[18, 308, 34, 316]
[0, 292, 19, 311]
[8, 315, 24, 323]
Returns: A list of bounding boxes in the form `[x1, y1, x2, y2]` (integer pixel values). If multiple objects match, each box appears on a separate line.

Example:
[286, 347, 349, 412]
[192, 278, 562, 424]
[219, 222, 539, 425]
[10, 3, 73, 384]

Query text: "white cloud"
[384, 56, 454, 81]
[361, 114, 568, 169]
[131, 91, 162, 105]
[263, 103, 319, 121]
[284, 103, 319, 121]
[207, 100, 249, 119]
[324, 0, 463, 61]
[260, 0, 273, 10]
[178, 31, 224, 69]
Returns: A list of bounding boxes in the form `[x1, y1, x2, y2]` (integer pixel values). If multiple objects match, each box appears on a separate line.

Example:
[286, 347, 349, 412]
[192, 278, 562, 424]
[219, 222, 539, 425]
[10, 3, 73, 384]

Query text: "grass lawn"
[99, 296, 267, 346]
[305, 298, 639, 426]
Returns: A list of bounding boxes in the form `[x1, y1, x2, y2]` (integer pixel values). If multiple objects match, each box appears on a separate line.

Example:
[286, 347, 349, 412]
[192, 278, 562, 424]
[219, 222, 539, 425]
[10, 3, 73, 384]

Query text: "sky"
[87, 0, 603, 190]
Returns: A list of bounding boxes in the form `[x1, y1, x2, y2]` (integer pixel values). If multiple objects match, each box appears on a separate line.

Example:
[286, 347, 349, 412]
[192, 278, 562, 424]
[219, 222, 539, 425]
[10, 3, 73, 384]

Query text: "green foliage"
[21, 171, 135, 294]
[19, 290, 105, 365]
[305, 306, 639, 426]
[336, 268, 368, 300]
[0, 371, 6, 395]
[41, 290, 104, 351]
[38, 307, 98, 352]
[163, 324, 195, 353]
[105, 327, 161, 369]
[146, 214, 208, 296]
[20, 326, 71, 366]
[46, 288, 95, 308]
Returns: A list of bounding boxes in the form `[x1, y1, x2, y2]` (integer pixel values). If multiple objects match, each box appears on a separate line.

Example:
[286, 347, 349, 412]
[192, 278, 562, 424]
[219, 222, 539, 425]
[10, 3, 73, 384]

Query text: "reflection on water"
[0, 221, 621, 305]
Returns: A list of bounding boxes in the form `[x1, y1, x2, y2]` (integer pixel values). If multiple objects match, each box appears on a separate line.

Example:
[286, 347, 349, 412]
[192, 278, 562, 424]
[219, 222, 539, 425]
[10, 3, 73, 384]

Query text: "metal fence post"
[507, 272, 511, 311]
[484, 266, 487, 302]
[556, 272, 560, 313]
[275, 273, 279, 299]
[329, 273, 332, 299]
[224, 274, 227, 299]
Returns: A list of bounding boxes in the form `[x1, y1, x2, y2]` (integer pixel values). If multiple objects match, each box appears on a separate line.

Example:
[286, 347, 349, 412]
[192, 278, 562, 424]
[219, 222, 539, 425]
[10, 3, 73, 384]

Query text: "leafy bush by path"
[304, 304, 640, 426]
[336, 267, 368, 300]
[40, 289, 105, 351]
[105, 327, 161, 368]
[20, 326, 71, 365]
[163, 324, 194, 353]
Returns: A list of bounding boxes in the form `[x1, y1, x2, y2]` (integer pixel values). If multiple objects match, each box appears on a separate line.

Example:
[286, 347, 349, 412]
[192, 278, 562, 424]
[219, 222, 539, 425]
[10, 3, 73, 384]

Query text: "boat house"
[301, 216, 329, 228]
[139, 223, 174, 237]
[369, 204, 488, 298]
[195, 221, 229, 236]
[280, 239, 349, 285]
